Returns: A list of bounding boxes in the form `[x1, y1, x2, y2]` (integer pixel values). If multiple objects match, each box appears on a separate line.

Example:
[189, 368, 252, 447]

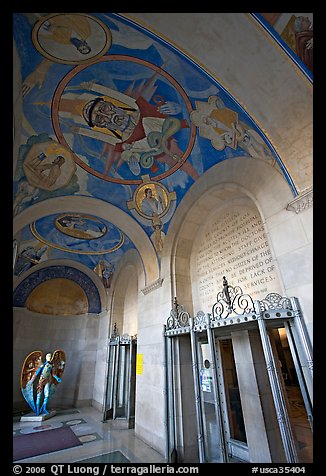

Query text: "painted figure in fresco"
[56, 215, 106, 239]
[13, 179, 38, 216]
[94, 259, 115, 288]
[102, 262, 114, 288]
[24, 154, 66, 189]
[293, 16, 313, 73]
[202, 114, 246, 150]
[59, 80, 189, 176]
[191, 95, 274, 162]
[21, 350, 66, 416]
[21, 140, 77, 192]
[141, 187, 165, 217]
[151, 218, 165, 254]
[14, 244, 48, 276]
[39, 15, 92, 55]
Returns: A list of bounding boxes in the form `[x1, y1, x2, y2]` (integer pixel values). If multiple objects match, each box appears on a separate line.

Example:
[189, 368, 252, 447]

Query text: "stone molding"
[141, 278, 164, 295]
[286, 186, 313, 214]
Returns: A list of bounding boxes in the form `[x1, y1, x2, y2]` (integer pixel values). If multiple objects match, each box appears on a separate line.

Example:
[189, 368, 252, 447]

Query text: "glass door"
[165, 292, 313, 463]
[103, 342, 117, 421]
[197, 338, 225, 462]
[195, 334, 248, 462]
[114, 344, 129, 418]
[216, 337, 248, 462]
[219, 339, 247, 443]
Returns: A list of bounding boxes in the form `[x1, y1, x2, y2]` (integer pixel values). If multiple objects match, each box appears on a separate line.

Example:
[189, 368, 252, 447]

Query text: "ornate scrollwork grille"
[258, 293, 292, 311]
[166, 297, 190, 330]
[194, 310, 208, 327]
[211, 276, 255, 320]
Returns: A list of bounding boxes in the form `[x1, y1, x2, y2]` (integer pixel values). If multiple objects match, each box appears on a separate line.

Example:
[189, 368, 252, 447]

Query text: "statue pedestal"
[20, 410, 56, 422]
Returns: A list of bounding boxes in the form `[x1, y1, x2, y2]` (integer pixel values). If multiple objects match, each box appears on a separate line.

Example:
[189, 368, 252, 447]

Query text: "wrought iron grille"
[166, 297, 190, 330]
[165, 278, 295, 331]
[258, 293, 292, 311]
[211, 276, 255, 320]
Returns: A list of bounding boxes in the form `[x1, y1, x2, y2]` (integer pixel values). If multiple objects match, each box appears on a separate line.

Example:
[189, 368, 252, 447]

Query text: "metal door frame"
[164, 278, 313, 463]
[102, 334, 137, 423]
[213, 333, 249, 461]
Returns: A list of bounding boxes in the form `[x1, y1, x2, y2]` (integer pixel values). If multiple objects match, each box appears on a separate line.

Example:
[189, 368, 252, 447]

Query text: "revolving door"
[164, 280, 313, 463]
[103, 334, 137, 428]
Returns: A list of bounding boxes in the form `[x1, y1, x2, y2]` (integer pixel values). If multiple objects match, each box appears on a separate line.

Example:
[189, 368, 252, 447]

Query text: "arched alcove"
[13, 258, 108, 312]
[110, 249, 144, 337]
[189, 196, 283, 314]
[13, 261, 108, 411]
[13, 263, 102, 314]
[25, 278, 89, 315]
[13, 196, 160, 286]
[162, 155, 301, 313]
[160, 154, 312, 464]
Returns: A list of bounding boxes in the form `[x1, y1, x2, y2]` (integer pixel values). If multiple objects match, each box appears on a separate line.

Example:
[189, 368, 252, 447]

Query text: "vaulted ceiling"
[13, 13, 313, 298]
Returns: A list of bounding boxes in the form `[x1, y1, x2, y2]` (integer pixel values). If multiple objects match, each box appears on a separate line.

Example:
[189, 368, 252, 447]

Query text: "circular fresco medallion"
[32, 13, 112, 64]
[134, 182, 169, 219]
[31, 214, 124, 255]
[52, 55, 196, 184]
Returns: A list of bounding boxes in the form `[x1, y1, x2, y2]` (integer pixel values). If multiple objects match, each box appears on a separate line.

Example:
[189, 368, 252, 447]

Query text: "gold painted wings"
[20, 350, 43, 413]
[20, 350, 43, 390]
[50, 349, 66, 384]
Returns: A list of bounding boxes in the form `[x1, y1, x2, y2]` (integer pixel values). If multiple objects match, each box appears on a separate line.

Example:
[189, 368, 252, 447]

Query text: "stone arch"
[13, 258, 108, 312]
[161, 155, 294, 313]
[13, 262, 103, 314]
[13, 196, 160, 286]
[109, 249, 145, 337]
[91, 249, 144, 416]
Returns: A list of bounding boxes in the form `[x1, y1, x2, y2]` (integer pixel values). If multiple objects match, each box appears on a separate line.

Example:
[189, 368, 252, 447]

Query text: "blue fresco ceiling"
[13, 13, 297, 286]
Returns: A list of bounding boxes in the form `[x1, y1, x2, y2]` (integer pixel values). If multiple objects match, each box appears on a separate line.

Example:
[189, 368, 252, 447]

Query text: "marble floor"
[13, 396, 313, 464]
[286, 385, 313, 463]
[13, 407, 166, 464]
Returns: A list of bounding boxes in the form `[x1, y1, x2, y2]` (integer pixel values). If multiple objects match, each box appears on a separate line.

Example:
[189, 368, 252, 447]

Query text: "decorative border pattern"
[13, 265, 102, 313]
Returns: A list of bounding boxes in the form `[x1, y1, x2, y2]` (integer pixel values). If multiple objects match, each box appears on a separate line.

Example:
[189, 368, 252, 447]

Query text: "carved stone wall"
[191, 204, 282, 313]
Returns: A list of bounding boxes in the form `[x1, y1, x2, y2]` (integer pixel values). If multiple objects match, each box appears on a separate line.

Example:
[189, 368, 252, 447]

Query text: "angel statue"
[20, 350, 66, 416]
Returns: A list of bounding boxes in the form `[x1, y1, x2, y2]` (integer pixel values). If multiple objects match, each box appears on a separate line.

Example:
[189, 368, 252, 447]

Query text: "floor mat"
[13, 426, 82, 461]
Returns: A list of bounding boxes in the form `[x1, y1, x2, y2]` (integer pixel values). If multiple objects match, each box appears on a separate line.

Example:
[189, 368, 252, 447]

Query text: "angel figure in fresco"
[21, 350, 66, 416]
[151, 217, 165, 254]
